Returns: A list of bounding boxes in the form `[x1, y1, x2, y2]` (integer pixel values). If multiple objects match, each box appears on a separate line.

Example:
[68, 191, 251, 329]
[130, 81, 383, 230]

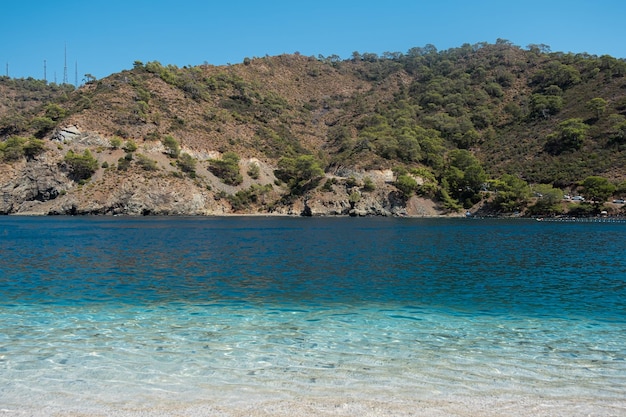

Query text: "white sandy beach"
[4, 396, 626, 417]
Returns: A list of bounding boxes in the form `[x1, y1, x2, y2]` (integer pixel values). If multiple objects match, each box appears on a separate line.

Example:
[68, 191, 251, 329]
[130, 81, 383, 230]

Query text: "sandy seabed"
[3, 396, 626, 417]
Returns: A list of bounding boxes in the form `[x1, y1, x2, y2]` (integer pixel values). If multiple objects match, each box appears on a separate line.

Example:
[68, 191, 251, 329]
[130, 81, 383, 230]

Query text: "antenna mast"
[63, 44, 68, 84]
[44, 60, 47, 82]
[75, 61, 78, 87]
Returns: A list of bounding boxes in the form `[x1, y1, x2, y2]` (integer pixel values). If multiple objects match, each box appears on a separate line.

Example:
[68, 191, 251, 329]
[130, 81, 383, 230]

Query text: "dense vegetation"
[2, 40, 626, 215]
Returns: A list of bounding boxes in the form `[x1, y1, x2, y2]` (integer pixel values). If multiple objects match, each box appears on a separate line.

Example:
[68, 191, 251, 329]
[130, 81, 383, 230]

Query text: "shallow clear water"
[1, 217, 625, 412]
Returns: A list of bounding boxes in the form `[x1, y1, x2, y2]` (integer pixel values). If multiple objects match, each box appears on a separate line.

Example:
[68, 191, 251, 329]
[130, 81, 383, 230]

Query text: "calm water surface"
[1, 216, 625, 412]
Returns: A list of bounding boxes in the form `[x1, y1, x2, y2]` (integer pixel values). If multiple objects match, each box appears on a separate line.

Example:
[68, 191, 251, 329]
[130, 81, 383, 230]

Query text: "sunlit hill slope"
[2, 41, 626, 216]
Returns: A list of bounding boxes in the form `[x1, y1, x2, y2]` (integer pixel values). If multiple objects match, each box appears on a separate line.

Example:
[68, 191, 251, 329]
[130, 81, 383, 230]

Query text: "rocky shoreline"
[1, 129, 454, 217]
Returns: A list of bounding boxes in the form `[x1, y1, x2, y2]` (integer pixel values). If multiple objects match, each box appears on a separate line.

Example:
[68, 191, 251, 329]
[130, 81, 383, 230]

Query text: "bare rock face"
[299, 182, 402, 217]
[104, 180, 212, 216]
[41, 175, 230, 216]
[52, 125, 109, 147]
[0, 162, 69, 214]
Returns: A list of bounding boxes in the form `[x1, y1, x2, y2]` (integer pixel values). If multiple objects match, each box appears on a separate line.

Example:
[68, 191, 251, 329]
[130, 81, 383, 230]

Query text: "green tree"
[30, 116, 56, 138]
[437, 179, 462, 211]
[580, 176, 616, 204]
[275, 154, 324, 193]
[529, 93, 563, 118]
[84, 73, 96, 84]
[447, 149, 487, 192]
[587, 97, 607, 120]
[531, 61, 581, 89]
[64, 149, 98, 181]
[490, 174, 530, 212]
[395, 174, 419, 197]
[209, 152, 242, 185]
[615, 181, 626, 198]
[0, 136, 27, 161]
[22, 138, 46, 160]
[44, 103, 67, 121]
[528, 183, 564, 215]
[545, 118, 588, 155]
[443, 149, 487, 208]
[609, 117, 626, 144]
[0, 136, 45, 161]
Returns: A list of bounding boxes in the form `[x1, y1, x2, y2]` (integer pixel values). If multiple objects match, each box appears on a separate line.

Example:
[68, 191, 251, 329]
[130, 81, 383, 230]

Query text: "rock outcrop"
[0, 127, 451, 217]
[1, 160, 69, 214]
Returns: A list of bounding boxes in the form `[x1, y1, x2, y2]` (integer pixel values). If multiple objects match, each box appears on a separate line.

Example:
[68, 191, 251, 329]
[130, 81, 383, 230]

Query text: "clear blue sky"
[2, 0, 626, 83]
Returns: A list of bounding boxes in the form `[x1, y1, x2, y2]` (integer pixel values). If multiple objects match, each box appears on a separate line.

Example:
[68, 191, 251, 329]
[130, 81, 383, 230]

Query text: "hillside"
[2, 41, 626, 216]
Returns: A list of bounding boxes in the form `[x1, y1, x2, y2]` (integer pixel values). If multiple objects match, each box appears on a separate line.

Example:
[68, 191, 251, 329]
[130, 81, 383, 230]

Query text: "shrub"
[567, 203, 596, 216]
[177, 153, 197, 177]
[349, 191, 361, 205]
[362, 177, 375, 192]
[247, 162, 260, 179]
[117, 157, 131, 171]
[144, 131, 161, 141]
[30, 116, 56, 138]
[135, 153, 158, 171]
[162, 135, 180, 158]
[0, 136, 27, 161]
[122, 140, 138, 152]
[345, 176, 358, 187]
[228, 184, 273, 211]
[22, 138, 45, 159]
[110, 136, 122, 149]
[44, 103, 67, 121]
[527, 183, 563, 215]
[0, 136, 43, 161]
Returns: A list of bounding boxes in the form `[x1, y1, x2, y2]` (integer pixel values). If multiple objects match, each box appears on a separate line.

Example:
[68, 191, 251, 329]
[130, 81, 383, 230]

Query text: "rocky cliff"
[1, 125, 445, 217]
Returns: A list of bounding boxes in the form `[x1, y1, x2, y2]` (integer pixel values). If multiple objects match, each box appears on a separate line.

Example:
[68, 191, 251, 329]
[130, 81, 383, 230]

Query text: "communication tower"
[63, 44, 68, 85]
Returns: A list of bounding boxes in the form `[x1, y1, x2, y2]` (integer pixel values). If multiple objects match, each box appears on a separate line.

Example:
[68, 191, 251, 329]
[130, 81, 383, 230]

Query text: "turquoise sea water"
[1, 217, 625, 413]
